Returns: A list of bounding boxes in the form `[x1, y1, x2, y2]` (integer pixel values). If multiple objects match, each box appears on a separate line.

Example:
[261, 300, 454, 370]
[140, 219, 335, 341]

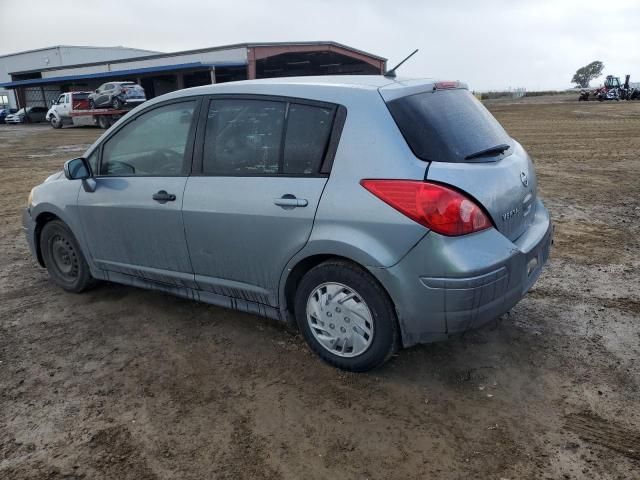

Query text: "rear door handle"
[152, 190, 176, 203]
[274, 194, 308, 208]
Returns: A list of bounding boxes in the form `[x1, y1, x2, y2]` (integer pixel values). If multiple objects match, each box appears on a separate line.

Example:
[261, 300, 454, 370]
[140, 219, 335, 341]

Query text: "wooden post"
[247, 47, 256, 80]
[210, 67, 216, 84]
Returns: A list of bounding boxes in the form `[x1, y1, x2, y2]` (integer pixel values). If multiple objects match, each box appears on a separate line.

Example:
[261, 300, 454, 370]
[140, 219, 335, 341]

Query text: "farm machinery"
[579, 75, 640, 101]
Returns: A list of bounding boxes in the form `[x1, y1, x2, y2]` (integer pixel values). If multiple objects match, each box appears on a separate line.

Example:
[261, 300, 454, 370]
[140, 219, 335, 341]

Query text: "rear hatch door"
[381, 86, 537, 241]
[122, 84, 146, 99]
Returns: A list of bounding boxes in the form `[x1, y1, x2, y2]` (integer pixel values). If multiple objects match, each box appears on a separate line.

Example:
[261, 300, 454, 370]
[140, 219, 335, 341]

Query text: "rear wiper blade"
[464, 143, 510, 160]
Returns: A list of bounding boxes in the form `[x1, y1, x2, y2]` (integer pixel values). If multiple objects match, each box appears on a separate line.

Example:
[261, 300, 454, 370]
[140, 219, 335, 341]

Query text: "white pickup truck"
[46, 91, 128, 129]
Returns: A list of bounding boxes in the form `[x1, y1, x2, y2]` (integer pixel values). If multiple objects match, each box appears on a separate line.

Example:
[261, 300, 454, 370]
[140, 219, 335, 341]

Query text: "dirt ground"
[1, 98, 639, 479]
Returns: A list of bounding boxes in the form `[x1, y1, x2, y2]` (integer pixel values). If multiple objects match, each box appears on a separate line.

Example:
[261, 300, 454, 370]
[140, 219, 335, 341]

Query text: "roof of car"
[199, 75, 436, 91]
[130, 75, 455, 114]
[155, 75, 438, 104]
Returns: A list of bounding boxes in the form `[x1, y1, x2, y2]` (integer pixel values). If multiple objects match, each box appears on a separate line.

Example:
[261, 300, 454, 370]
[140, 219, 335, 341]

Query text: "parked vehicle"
[46, 91, 92, 128]
[0, 107, 17, 124]
[5, 106, 48, 124]
[88, 81, 146, 109]
[23, 76, 553, 371]
[46, 91, 125, 129]
[579, 74, 640, 101]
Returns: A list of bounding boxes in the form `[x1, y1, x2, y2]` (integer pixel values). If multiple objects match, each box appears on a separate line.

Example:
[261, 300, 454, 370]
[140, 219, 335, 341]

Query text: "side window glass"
[57, 95, 65, 104]
[283, 104, 334, 174]
[100, 101, 195, 176]
[203, 99, 285, 175]
[86, 150, 98, 175]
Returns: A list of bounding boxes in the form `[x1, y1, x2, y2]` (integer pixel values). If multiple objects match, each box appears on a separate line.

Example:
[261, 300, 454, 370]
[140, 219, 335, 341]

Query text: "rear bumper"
[371, 199, 553, 347]
[122, 98, 145, 105]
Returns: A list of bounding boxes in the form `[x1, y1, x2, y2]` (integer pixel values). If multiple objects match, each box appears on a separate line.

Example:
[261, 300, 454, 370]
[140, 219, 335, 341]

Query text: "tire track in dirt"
[565, 412, 640, 461]
[527, 288, 640, 315]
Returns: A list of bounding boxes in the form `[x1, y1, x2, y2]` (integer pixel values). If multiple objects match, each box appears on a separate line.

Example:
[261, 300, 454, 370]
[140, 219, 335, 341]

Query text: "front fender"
[45, 108, 58, 121]
[29, 180, 98, 274]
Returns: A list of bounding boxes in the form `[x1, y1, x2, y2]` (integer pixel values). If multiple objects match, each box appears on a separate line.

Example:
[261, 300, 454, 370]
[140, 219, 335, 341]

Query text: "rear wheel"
[294, 260, 398, 372]
[40, 220, 94, 293]
[88, 99, 96, 109]
[97, 115, 110, 129]
[112, 97, 122, 109]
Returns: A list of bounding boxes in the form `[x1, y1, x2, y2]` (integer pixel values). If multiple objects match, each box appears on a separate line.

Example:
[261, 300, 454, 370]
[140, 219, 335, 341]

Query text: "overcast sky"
[1, 0, 639, 91]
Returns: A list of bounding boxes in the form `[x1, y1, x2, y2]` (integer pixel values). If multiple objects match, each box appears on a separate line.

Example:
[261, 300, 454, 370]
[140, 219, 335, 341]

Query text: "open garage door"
[256, 51, 381, 78]
[248, 43, 386, 79]
[20, 86, 60, 108]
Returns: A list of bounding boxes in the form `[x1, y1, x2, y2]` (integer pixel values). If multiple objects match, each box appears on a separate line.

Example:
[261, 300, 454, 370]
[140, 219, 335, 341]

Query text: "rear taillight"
[121, 88, 127, 94]
[360, 180, 492, 236]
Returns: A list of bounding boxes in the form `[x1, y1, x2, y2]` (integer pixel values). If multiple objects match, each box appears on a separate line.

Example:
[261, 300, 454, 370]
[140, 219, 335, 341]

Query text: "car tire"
[40, 220, 94, 293]
[89, 99, 96, 109]
[97, 116, 110, 129]
[294, 260, 399, 372]
[50, 116, 63, 129]
[112, 97, 122, 109]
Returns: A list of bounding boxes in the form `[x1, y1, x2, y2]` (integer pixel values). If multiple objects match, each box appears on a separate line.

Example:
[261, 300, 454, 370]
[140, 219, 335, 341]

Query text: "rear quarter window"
[386, 89, 512, 163]
[283, 103, 334, 175]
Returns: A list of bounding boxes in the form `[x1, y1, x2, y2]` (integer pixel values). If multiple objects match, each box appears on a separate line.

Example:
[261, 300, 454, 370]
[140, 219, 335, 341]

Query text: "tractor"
[580, 75, 639, 101]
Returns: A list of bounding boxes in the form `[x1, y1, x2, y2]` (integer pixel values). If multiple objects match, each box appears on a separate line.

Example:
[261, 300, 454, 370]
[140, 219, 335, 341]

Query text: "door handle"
[274, 194, 308, 208]
[152, 190, 176, 203]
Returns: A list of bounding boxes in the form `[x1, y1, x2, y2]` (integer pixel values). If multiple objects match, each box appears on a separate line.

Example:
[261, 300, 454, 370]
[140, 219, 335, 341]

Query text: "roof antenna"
[384, 49, 419, 78]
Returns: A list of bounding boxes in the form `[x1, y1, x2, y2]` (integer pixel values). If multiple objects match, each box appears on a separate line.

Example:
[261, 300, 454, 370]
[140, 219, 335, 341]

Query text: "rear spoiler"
[379, 79, 468, 102]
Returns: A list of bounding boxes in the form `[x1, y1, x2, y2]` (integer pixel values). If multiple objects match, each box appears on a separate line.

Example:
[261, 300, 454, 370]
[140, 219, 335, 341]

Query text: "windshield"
[386, 89, 512, 163]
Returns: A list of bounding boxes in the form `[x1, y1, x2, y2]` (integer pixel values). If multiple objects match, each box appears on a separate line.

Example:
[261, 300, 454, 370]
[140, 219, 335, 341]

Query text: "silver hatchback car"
[88, 81, 146, 110]
[23, 76, 552, 371]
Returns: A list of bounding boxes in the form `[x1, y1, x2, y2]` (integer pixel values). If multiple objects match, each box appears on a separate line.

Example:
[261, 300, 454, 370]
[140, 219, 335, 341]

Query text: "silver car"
[23, 76, 552, 371]
[5, 106, 48, 124]
[88, 81, 146, 110]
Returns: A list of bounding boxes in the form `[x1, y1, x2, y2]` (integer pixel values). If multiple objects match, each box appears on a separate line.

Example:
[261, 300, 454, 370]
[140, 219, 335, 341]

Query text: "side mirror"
[95, 89, 100, 93]
[50, 100, 56, 106]
[64, 157, 91, 180]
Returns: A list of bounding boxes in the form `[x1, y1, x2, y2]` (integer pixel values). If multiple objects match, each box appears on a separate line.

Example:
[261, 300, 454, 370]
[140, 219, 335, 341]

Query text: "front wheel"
[112, 97, 122, 109]
[50, 116, 63, 129]
[40, 220, 94, 293]
[294, 260, 398, 372]
[88, 99, 96, 109]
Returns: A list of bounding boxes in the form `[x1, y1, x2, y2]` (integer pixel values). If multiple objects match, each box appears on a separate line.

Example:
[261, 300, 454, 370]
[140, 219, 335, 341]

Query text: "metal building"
[0, 42, 386, 110]
[0, 45, 159, 109]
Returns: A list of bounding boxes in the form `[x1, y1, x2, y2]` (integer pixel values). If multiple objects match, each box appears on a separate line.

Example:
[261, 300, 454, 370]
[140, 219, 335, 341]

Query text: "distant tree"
[571, 61, 604, 88]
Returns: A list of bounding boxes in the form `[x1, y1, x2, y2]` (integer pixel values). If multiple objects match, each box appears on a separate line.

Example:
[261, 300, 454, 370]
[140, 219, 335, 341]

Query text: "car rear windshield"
[385, 89, 512, 163]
